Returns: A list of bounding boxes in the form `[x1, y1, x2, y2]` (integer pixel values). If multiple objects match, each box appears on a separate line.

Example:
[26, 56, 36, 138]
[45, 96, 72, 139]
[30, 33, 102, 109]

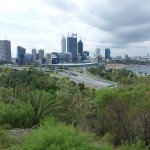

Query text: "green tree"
[21, 90, 62, 123]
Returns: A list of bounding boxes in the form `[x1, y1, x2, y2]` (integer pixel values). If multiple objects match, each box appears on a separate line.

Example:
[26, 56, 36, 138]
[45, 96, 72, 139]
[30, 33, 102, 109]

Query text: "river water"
[125, 65, 150, 75]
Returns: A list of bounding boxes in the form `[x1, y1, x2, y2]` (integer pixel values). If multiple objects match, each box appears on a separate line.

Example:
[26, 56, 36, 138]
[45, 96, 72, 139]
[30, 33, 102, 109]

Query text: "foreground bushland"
[0, 67, 149, 149]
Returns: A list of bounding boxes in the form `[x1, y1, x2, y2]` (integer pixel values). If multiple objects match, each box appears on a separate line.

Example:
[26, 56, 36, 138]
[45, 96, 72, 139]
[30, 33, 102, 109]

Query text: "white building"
[95, 48, 100, 57]
[61, 36, 66, 52]
[46, 53, 51, 64]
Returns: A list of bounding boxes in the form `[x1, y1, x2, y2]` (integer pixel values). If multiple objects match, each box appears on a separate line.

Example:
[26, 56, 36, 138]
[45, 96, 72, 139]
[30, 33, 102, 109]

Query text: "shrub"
[0, 102, 35, 128]
[13, 118, 103, 150]
[0, 87, 16, 103]
[0, 128, 14, 149]
[119, 137, 150, 150]
[95, 85, 150, 144]
[21, 90, 62, 123]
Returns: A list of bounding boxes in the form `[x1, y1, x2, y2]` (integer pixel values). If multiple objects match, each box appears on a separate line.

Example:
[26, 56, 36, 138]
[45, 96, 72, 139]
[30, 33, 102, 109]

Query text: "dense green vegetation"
[12, 118, 104, 150]
[88, 66, 136, 83]
[0, 67, 150, 149]
[112, 59, 150, 65]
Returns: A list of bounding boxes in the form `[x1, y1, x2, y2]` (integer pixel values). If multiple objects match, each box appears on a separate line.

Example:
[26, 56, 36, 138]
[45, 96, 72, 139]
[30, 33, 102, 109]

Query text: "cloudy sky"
[0, 0, 150, 58]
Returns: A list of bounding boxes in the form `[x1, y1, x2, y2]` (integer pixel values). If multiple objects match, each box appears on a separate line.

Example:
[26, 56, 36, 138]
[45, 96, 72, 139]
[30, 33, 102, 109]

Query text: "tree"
[21, 90, 62, 123]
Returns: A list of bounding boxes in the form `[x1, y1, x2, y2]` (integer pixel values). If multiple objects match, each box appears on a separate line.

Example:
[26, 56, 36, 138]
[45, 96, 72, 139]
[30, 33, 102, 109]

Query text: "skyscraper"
[17, 46, 26, 65]
[105, 48, 111, 59]
[67, 33, 77, 62]
[38, 49, 44, 60]
[24, 54, 32, 64]
[32, 49, 37, 62]
[52, 52, 59, 63]
[95, 48, 100, 57]
[46, 53, 51, 64]
[61, 36, 66, 52]
[0, 40, 11, 62]
[78, 40, 83, 55]
[17, 46, 26, 59]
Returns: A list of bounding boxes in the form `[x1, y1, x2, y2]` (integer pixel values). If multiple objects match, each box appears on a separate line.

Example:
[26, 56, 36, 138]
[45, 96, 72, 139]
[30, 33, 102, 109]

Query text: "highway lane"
[59, 71, 115, 89]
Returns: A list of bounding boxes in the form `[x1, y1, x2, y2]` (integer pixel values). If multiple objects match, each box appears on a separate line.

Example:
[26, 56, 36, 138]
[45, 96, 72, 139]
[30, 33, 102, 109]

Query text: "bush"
[13, 118, 103, 150]
[95, 85, 150, 144]
[119, 137, 150, 150]
[0, 102, 35, 128]
[0, 128, 14, 149]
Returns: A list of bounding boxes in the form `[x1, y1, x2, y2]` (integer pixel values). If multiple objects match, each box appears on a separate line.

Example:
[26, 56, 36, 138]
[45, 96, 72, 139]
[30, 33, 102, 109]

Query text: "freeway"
[59, 70, 115, 89]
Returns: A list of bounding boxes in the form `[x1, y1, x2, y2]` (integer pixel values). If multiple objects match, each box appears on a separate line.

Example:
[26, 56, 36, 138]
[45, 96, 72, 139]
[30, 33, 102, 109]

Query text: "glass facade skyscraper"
[67, 33, 77, 62]
[17, 46, 26, 65]
[17, 46, 26, 59]
[105, 48, 111, 59]
[78, 40, 83, 55]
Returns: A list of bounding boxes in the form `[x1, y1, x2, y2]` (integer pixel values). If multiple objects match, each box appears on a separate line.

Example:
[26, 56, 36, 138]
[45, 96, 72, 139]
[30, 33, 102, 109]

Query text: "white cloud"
[0, 0, 150, 58]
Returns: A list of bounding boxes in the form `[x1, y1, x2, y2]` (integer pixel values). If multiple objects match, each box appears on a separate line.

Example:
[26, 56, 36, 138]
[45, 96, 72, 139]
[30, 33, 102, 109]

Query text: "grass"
[0, 128, 17, 149]
[49, 71, 64, 78]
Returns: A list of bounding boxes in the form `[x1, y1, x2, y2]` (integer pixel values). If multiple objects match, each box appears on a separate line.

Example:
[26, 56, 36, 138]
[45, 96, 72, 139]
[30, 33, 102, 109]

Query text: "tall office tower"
[61, 36, 66, 52]
[38, 49, 44, 60]
[124, 54, 129, 61]
[17, 46, 26, 65]
[17, 46, 26, 58]
[67, 33, 77, 62]
[78, 39, 83, 55]
[32, 49, 37, 62]
[46, 53, 51, 64]
[105, 48, 111, 59]
[95, 48, 100, 57]
[0, 40, 11, 62]
[24, 54, 32, 64]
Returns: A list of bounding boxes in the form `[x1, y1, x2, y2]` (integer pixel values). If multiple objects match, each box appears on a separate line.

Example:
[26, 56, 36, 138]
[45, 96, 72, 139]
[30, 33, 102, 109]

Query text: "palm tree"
[22, 90, 63, 123]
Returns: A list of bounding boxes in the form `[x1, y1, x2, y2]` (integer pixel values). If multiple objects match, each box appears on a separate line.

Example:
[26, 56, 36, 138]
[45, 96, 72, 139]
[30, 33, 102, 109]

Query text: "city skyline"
[0, 0, 150, 57]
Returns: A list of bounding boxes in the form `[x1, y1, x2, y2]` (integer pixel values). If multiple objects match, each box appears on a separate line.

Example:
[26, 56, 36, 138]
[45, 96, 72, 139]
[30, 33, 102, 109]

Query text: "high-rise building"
[0, 40, 11, 62]
[24, 54, 32, 64]
[67, 33, 77, 62]
[61, 36, 66, 52]
[52, 52, 59, 63]
[58, 53, 67, 63]
[78, 40, 83, 55]
[17, 46, 26, 59]
[95, 48, 100, 57]
[17, 46, 26, 65]
[105, 48, 111, 59]
[46, 53, 51, 64]
[38, 49, 44, 60]
[83, 51, 89, 56]
[124, 54, 129, 61]
[32, 49, 37, 62]
[51, 55, 58, 64]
